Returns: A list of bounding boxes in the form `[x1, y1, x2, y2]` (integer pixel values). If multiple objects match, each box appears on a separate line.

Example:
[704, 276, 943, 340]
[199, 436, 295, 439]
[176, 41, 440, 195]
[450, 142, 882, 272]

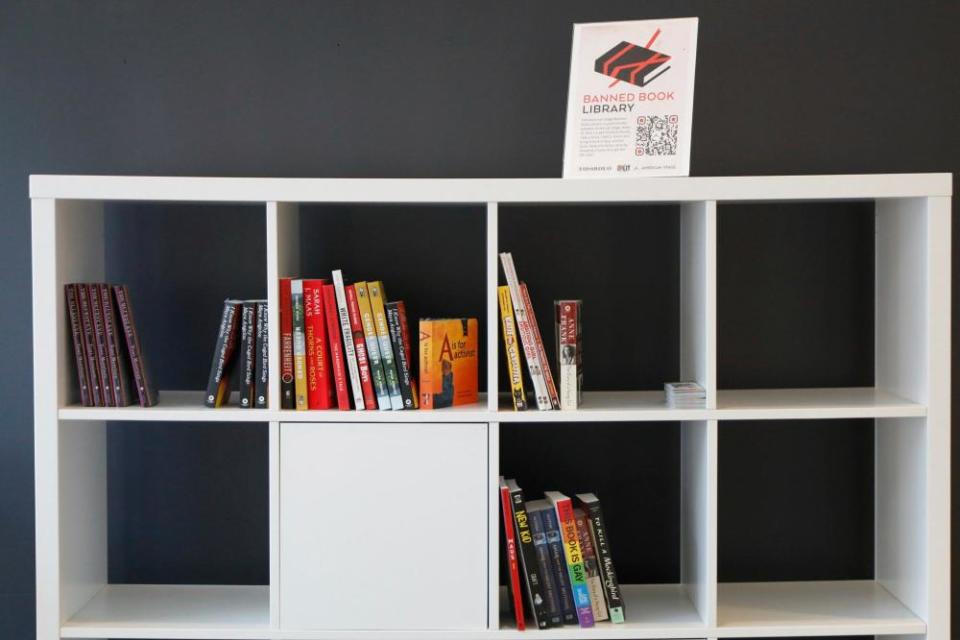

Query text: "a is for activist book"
[563, 18, 698, 178]
[419, 318, 478, 409]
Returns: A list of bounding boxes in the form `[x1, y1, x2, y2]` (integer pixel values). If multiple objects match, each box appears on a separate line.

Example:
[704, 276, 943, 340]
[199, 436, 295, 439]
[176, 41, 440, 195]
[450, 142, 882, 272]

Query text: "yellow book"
[368, 281, 404, 410]
[354, 282, 390, 409]
[498, 286, 527, 410]
[291, 280, 308, 410]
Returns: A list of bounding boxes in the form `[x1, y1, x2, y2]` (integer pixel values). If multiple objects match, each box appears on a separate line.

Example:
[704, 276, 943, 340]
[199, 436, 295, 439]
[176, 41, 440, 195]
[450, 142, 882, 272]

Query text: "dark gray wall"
[1, 1, 958, 638]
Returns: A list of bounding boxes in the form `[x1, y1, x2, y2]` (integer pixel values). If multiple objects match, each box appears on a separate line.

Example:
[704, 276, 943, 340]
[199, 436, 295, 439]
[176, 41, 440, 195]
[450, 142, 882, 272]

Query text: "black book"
[528, 501, 564, 626]
[506, 479, 552, 629]
[77, 284, 103, 406]
[100, 283, 133, 407]
[576, 493, 625, 623]
[255, 301, 268, 408]
[385, 302, 414, 409]
[205, 299, 242, 408]
[65, 284, 92, 407]
[529, 498, 577, 625]
[235, 301, 257, 408]
[113, 284, 158, 407]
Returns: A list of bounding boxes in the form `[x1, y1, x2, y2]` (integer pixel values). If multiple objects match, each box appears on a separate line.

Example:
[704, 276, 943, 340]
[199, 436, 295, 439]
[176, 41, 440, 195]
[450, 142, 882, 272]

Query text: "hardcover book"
[393, 300, 419, 408]
[574, 507, 608, 621]
[529, 499, 577, 625]
[321, 284, 351, 410]
[367, 281, 404, 410]
[113, 284, 158, 407]
[65, 284, 92, 406]
[332, 269, 366, 410]
[77, 283, 104, 406]
[88, 284, 115, 407]
[520, 282, 560, 410]
[576, 493, 625, 623]
[303, 279, 335, 409]
[499, 253, 552, 410]
[99, 283, 132, 407]
[527, 501, 564, 626]
[500, 477, 526, 631]
[505, 479, 552, 629]
[545, 490, 594, 627]
[498, 285, 527, 411]
[353, 282, 389, 410]
[418, 318, 478, 409]
[255, 301, 268, 408]
[235, 301, 257, 408]
[205, 299, 242, 408]
[556, 300, 583, 410]
[279, 278, 295, 409]
[291, 280, 308, 410]
[344, 284, 378, 410]
[385, 302, 415, 409]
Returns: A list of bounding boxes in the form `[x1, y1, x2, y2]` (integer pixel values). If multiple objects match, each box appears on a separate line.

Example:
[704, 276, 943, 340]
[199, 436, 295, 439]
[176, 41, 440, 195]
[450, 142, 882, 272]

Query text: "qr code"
[635, 115, 679, 156]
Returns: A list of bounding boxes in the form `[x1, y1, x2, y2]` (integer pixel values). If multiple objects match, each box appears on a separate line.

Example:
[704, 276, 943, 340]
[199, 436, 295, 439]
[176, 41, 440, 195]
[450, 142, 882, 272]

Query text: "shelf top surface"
[30, 173, 951, 203]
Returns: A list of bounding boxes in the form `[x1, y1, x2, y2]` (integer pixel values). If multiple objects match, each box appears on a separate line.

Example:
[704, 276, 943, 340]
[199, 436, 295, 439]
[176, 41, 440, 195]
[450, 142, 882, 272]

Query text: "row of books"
[205, 300, 268, 408]
[65, 283, 157, 407]
[499, 253, 583, 411]
[501, 478, 624, 629]
[279, 271, 479, 410]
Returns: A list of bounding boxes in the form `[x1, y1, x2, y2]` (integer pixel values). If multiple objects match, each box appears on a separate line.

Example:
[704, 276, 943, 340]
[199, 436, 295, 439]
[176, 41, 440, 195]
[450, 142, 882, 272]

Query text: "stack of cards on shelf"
[665, 381, 705, 409]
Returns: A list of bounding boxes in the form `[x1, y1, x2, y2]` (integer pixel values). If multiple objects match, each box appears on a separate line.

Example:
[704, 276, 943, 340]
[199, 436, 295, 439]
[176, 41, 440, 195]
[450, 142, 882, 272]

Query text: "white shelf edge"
[30, 173, 952, 203]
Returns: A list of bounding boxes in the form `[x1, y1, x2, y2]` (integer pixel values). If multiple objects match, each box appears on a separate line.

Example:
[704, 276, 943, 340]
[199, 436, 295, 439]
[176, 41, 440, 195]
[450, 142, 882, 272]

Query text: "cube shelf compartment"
[32, 173, 950, 639]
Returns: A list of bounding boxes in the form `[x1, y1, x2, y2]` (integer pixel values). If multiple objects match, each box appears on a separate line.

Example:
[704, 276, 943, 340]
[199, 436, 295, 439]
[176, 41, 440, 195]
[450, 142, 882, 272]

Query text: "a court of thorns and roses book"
[500, 477, 625, 629]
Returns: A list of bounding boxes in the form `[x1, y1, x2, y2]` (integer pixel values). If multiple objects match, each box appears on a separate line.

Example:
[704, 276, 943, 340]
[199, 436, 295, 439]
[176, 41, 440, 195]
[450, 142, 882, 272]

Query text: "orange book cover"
[419, 318, 478, 409]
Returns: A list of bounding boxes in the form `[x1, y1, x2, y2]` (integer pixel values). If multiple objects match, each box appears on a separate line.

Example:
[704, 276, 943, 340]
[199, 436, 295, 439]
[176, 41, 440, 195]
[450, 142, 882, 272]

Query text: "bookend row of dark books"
[501, 478, 624, 630]
[65, 283, 157, 407]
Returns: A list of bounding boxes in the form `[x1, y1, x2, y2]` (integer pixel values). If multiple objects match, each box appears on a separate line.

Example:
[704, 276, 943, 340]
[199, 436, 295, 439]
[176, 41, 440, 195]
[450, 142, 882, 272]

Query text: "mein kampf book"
[322, 284, 351, 410]
[77, 284, 104, 405]
[255, 301, 268, 408]
[419, 318, 478, 409]
[65, 285, 92, 406]
[291, 280, 308, 410]
[520, 282, 560, 410]
[235, 301, 257, 408]
[113, 284, 157, 407]
[332, 270, 366, 410]
[368, 281, 404, 410]
[498, 285, 527, 411]
[393, 300, 419, 408]
[205, 299, 242, 408]
[499, 253, 552, 410]
[88, 284, 115, 407]
[99, 283, 132, 407]
[574, 507, 608, 621]
[576, 493, 625, 623]
[344, 284, 378, 410]
[556, 300, 582, 410]
[545, 490, 594, 627]
[385, 302, 415, 409]
[303, 279, 334, 409]
[500, 477, 526, 631]
[279, 278, 295, 409]
[505, 479, 552, 629]
[528, 499, 575, 625]
[353, 282, 390, 410]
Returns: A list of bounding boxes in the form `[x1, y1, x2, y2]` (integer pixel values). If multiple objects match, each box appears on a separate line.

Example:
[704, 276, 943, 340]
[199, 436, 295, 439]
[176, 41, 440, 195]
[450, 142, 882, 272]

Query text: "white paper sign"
[563, 18, 698, 178]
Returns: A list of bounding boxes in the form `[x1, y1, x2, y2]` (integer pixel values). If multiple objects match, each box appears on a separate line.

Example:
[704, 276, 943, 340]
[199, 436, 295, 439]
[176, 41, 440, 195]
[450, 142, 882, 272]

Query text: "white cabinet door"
[279, 422, 489, 631]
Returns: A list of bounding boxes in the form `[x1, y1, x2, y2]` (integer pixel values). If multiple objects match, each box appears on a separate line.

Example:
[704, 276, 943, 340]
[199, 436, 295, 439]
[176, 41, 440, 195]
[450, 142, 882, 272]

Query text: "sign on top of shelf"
[563, 17, 699, 178]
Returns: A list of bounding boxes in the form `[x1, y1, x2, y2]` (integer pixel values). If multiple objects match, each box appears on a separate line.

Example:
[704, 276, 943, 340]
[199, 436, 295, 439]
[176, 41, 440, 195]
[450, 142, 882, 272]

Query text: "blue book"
[528, 499, 577, 625]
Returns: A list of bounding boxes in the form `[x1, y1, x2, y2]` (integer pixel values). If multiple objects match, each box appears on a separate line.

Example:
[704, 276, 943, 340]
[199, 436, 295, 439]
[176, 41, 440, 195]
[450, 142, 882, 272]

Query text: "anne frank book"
[498, 286, 526, 411]
[393, 300, 418, 408]
[368, 281, 404, 410]
[505, 479, 552, 629]
[528, 499, 576, 625]
[65, 285, 92, 406]
[77, 284, 104, 405]
[113, 284, 157, 407]
[279, 278, 295, 409]
[235, 301, 257, 408]
[576, 493, 625, 623]
[205, 299, 242, 407]
[385, 302, 415, 409]
[499, 477, 525, 631]
[344, 284, 378, 410]
[255, 301, 268, 408]
[352, 282, 389, 410]
[291, 280, 308, 410]
[88, 284, 115, 407]
[520, 283, 560, 410]
[332, 269, 365, 410]
[303, 280, 335, 409]
[574, 507, 608, 621]
[99, 283, 133, 407]
[556, 300, 582, 410]
[418, 318, 478, 409]
[321, 284, 351, 410]
[545, 491, 594, 627]
[499, 253, 552, 410]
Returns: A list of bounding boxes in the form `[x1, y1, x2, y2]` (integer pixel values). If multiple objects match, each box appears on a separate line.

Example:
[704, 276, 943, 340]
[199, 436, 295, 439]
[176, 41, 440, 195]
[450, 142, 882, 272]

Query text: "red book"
[344, 285, 378, 410]
[322, 284, 351, 410]
[520, 282, 560, 409]
[279, 278, 295, 409]
[500, 477, 525, 630]
[303, 279, 335, 409]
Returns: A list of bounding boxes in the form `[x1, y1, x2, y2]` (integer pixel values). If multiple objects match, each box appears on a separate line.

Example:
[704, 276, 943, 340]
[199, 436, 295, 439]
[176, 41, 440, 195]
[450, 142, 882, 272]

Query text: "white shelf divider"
[487, 202, 499, 411]
[680, 200, 717, 409]
[681, 420, 717, 626]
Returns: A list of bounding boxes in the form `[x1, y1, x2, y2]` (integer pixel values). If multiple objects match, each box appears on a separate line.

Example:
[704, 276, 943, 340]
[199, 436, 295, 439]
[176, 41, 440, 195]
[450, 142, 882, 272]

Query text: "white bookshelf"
[32, 173, 951, 640]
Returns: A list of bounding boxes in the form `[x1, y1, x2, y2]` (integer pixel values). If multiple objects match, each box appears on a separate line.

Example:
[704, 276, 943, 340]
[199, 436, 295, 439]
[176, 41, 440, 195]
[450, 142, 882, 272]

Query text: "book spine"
[354, 282, 389, 410]
[332, 270, 365, 410]
[345, 285, 378, 410]
[582, 500, 625, 623]
[303, 280, 334, 409]
[385, 303, 414, 409]
[500, 482, 526, 631]
[205, 300, 241, 408]
[322, 284, 351, 410]
[394, 301, 418, 408]
[418, 319, 433, 410]
[521, 283, 560, 410]
[291, 280, 308, 410]
[574, 509, 608, 621]
[100, 283, 132, 407]
[557, 300, 579, 410]
[98, 284, 122, 407]
[88, 284, 115, 407]
[113, 285, 157, 407]
[77, 284, 104, 406]
[368, 282, 404, 410]
[236, 301, 257, 408]
[499, 253, 551, 410]
[529, 508, 564, 627]
[542, 506, 577, 625]
[255, 301, 269, 408]
[498, 286, 527, 411]
[511, 487, 551, 628]
[279, 278, 295, 409]
[553, 496, 594, 627]
[65, 285, 92, 406]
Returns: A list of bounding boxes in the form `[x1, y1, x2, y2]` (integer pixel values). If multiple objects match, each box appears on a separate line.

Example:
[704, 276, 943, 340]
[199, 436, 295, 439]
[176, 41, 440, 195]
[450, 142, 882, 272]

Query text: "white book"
[499, 252, 552, 410]
[332, 269, 365, 410]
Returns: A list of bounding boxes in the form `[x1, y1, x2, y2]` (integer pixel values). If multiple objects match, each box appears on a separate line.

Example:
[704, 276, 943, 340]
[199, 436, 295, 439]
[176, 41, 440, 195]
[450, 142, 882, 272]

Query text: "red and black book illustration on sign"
[594, 29, 670, 88]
